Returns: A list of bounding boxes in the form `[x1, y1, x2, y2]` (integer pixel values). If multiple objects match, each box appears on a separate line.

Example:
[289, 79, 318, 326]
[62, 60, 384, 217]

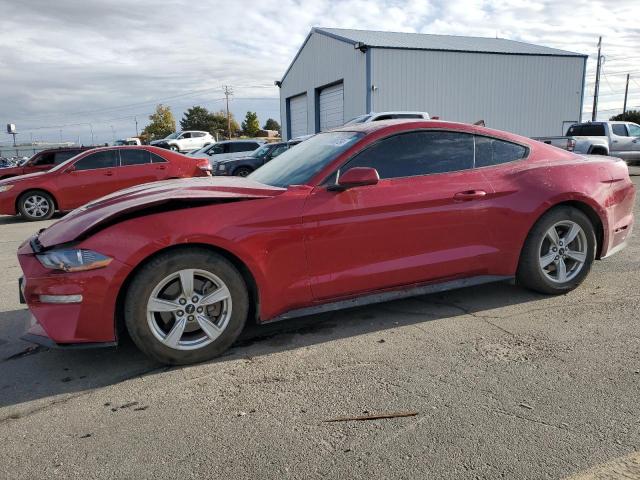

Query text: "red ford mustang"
[17, 121, 635, 364]
[0, 146, 211, 221]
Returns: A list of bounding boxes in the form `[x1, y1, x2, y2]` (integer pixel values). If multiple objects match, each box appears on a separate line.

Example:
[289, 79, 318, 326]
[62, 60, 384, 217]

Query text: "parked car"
[150, 131, 214, 153]
[16, 120, 634, 364]
[567, 122, 640, 163]
[114, 138, 141, 146]
[188, 139, 266, 165]
[213, 142, 290, 177]
[0, 146, 211, 221]
[535, 121, 640, 163]
[0, 146, 94, 180]
[344, 111, 430, 126]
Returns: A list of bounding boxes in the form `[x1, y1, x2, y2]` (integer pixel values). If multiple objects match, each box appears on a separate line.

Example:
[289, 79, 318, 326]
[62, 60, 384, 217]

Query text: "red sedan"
[17, 121, 635, 364]
[0, 146, 211, 221]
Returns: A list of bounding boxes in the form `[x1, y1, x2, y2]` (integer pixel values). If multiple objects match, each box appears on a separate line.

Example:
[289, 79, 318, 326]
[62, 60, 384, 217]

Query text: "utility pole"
[592, 36, 603, 122]
[135, 116, 139, 137]
[623, 74, 630, 118]
[223, 85, 233, 139]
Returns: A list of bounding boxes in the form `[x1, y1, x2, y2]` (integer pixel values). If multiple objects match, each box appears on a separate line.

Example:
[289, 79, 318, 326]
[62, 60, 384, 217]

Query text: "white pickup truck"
[535, 121, 640, 164]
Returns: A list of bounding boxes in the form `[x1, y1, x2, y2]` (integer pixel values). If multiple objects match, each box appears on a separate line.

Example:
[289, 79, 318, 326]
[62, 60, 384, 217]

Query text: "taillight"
[196, 159, 212, 171]
[567, 139, 576, 152]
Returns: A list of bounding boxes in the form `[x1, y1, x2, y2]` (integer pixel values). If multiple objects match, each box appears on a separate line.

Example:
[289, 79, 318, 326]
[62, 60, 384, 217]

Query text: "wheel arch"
[525, 199, 605, 260]
[114, 242, 260, 341]
[15, 188, 59, 213]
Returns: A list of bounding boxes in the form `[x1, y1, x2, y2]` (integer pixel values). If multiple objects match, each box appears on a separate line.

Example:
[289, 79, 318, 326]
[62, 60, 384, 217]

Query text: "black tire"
[517, 206, 596, 295]
[169, 145, 179, 152]
[590, 148, 607, 156]
[124, 248, 249, 365]
[18, 190, 55, 221]
[234, 167, 252, 177]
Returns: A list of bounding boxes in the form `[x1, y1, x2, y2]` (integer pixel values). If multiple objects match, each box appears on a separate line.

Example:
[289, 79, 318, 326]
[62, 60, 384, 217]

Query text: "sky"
[1, 0, 638, 145]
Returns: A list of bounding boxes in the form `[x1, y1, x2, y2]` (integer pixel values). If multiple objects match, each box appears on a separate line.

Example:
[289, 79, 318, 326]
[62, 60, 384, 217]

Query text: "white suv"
[150, 131, 214, 153]
[344, 111, 430, 125]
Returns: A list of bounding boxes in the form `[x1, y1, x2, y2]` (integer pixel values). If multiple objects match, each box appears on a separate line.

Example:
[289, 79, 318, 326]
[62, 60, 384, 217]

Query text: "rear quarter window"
[475, 137, 528, 168]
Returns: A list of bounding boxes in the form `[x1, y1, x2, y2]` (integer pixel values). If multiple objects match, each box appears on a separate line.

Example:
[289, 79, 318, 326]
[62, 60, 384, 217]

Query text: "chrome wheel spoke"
[163, 317, 187, 348]
[564, 223, 581, 245]
[179, 269, 194, 297]
[546, 227, 560, 246]
[196, 314, 222, 340]
[540, 251, 556, 268]
[200, 285, 230, 306]
[148, 297, 181, 312]
[556, 258, 567, 282]
[565, 249, 586, 263]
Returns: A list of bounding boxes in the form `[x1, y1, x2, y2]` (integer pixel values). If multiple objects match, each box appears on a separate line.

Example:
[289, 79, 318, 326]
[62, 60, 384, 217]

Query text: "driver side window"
[340, 131, 474, 180]
[628, 124, 640, 137]
[74, 150, 118, 170]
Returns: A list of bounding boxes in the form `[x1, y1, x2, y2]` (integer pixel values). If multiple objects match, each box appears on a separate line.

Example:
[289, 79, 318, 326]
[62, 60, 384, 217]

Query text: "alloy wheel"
[538, 220, 587, 283]
[146, 269, 232, 350]
[23, 195, 51, 218]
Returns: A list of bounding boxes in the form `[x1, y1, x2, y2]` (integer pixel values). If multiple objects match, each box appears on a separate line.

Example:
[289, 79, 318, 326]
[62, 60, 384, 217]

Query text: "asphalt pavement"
[0, 169, 639, 479]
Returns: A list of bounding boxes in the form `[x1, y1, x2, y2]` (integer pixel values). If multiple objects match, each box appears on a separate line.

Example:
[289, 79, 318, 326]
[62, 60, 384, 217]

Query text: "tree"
[213, 110, 240, 138]
[610, 110, 640, 124]
[141, 104, 175, 140]
[242, 111, 261, 137]
[180, 106, 214, 132]
[263, 118, 281, 133]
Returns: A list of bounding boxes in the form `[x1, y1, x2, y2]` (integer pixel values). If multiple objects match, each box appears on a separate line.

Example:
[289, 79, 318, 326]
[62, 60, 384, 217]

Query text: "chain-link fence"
[0, 146, 49, 160]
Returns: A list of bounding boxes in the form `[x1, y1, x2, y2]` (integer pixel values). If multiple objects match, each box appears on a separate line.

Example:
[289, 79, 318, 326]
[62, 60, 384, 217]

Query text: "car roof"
[370, 111, 429, 116]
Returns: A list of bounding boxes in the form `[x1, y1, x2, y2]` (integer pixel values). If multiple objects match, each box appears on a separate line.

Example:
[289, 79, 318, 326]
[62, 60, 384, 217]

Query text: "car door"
[623, 123, 640, 161]
[302, 130, 496, 301]
[118, 149, 165, 188]
[610, 124, 635, 160]
[56, 150, 120, 209]
[265, 144, 288, 165]
[24, 151, 56, 174]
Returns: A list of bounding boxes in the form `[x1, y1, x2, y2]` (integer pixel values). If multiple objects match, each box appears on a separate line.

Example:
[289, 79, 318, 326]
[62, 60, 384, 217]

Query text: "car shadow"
[0, 213, 63, 226]
[0, 280, 544, 415]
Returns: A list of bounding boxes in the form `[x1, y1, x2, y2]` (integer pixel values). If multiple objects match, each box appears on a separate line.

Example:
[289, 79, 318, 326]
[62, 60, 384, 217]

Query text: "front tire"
[517, 206, 596, 295]
[234, 167, 252, 177]
[18, 190, 55, 221]
[169, 145, 180, 152]
[124, 248, 249, 365]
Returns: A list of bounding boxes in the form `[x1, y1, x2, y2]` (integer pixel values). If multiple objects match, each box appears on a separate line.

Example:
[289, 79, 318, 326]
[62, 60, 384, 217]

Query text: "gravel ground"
[0, 169, 639, 480]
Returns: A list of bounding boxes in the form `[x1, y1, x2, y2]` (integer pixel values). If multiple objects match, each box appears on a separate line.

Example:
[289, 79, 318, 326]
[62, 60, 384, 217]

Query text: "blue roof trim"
[280, 27, 356, 84]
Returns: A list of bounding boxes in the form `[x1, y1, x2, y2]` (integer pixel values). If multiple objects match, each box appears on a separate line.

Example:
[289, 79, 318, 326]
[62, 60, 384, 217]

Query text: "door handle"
[454, 190, 487, 201]
[104, 170, 114, 176]
[156, 165, 167, 170]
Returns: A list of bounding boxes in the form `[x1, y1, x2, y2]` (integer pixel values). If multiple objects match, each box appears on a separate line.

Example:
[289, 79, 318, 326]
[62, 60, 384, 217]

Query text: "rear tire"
[18, 190, 55, 221]
[517, 206, 596, 295]
[124, 248, 249, 365]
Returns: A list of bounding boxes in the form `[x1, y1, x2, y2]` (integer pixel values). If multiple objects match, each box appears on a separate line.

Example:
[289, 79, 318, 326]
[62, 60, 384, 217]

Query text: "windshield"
[251, 145, 271, 158]
[343, 115, 371, 126]
[163, 132, 181, 140]
[48, 152, 86, 172]
[249, 131, 363, 188]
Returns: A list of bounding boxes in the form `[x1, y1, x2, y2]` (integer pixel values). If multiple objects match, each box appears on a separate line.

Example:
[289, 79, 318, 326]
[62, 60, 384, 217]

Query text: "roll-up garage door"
[319, 83, 344, 131]
[289, 94, 308, 139]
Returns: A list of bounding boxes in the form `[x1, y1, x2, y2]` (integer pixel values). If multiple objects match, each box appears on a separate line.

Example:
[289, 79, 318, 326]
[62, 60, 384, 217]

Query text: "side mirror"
[328, 167, 379, 191]
[66, 165, 76, 173]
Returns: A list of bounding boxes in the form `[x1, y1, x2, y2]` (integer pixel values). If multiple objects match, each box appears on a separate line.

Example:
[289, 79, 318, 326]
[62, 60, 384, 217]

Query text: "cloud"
[0, 0, 637, 144]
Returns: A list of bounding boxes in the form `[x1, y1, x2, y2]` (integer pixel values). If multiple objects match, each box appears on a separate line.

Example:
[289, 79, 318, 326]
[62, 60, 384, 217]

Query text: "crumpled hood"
[36, 176, 286, 248]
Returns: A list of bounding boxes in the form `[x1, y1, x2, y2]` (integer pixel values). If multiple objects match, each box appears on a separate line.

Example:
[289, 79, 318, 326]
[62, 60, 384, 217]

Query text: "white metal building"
[278, 28, 587, 139]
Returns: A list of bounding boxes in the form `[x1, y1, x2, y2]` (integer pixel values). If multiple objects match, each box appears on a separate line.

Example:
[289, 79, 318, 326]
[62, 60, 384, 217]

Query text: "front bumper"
[0, 193, 16, 215]
[17, 239, 133, 346]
